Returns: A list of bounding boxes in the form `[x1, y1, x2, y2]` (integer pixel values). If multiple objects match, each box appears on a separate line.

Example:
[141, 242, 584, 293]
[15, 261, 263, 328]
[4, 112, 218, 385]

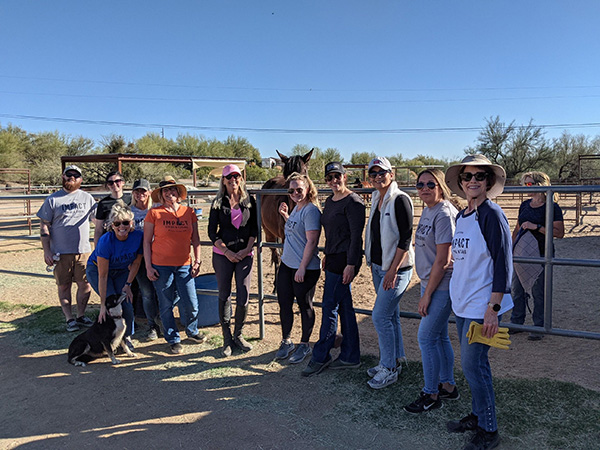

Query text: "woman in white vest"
[364, 157, 414, 390]
[444, 154, 513, 450]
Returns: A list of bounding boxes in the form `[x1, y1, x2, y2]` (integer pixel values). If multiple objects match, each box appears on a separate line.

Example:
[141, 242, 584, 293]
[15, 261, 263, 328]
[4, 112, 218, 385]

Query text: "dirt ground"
[1, 193, 599, 448]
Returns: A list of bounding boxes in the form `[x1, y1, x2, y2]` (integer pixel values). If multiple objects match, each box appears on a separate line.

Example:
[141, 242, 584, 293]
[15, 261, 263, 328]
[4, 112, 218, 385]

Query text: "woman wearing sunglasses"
[86, 201, 143, 350]
[444, 154, 513, 449]
[94, 171, 131, 246]
[510, 171, 564, 340]
[404, 169, 460, 413]
[364, 156, 414, 389]
[208, 165, 257, 357]
[144, 176, 205, 354]
[302, 162, 365, 377]
[275, 172, 321, 364]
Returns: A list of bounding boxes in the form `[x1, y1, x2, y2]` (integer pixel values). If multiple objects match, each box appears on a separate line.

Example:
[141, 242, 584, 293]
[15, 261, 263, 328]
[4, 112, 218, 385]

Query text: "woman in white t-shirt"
[404, 169, 460, 414]
[275, 172, 321, 364]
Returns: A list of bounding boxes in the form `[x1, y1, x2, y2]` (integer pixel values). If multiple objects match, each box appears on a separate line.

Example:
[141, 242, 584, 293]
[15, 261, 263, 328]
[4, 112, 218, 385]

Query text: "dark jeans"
[212, 252, 253, 337]
[311, 270, 360, 364]
[456, 316, 497, 432]
[276, 262, 320, 343]
[136, 257, 160, 330]
[510, 270, 545, 327]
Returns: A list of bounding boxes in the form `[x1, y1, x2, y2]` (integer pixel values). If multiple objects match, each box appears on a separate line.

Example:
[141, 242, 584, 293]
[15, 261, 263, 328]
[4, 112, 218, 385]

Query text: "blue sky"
[1, 1, 600, 162]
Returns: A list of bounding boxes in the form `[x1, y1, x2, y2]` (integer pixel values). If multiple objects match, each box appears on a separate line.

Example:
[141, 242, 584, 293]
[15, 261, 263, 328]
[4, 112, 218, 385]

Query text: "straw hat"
[445, 154, 506, 199]
[151, 176, 187, 203]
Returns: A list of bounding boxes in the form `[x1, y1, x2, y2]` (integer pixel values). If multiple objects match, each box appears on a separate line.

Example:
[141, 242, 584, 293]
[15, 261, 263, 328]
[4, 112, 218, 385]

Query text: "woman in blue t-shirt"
[86, 201, 143, 349]
[510, 171, 564, 339]
[275, 172, 321, 364]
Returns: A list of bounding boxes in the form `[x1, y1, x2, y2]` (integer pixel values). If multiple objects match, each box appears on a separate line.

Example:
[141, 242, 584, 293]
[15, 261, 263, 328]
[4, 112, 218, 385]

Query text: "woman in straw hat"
[444, 154, 513, 449]
[143, 176, 206, 354]
[208, 164, 257, 357]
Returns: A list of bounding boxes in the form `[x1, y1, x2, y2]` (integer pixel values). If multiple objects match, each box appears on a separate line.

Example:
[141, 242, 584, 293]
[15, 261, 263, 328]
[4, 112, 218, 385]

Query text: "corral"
[0, 185, 599, 449]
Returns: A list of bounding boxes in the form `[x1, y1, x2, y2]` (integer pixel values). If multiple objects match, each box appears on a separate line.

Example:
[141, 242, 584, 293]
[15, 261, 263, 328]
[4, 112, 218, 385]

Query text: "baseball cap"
[222, 164, 242, 177]
[324, 162, 345, 176]
[132, 179, 151, 191]
[368, 157, 392, 172]
[63, 165, 82, 176]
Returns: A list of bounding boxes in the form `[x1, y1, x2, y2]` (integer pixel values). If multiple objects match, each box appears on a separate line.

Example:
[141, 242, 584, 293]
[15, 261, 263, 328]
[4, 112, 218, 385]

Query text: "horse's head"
[277, 149, 313, 178]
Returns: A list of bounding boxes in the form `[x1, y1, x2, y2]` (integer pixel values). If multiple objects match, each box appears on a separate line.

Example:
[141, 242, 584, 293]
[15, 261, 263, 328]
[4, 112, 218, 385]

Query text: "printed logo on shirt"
[161, 218, 190, 231]
[414, 223, 432, 246]
[285, 219, 298, 232]
[452, 234, 470, 260]
[61, 202, 87, 212]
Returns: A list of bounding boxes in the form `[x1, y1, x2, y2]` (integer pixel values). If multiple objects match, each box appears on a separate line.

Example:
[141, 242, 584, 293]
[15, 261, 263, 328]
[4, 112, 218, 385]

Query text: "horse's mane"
[283, 155, 308, 178]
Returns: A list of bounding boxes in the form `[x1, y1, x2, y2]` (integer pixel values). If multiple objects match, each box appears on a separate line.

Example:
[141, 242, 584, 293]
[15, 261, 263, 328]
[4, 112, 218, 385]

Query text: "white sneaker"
[367, 364, 384, 378]
[368, 359, 405, 378]
[367, 367, 398, 390]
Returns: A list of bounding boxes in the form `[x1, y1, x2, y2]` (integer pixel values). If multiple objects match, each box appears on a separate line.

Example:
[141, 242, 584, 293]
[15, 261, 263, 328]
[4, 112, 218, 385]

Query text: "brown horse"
[260, 149, 313, 290]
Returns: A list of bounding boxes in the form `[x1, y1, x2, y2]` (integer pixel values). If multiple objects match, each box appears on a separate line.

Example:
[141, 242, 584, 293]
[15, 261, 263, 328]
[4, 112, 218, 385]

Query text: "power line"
[2, 113, 600, 135]
[3, 89, 600, 105]
[2, 74, 600, 93]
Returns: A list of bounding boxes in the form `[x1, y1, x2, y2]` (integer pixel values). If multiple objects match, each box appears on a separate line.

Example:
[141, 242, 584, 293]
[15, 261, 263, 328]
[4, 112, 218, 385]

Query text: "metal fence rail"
[1, 185, 600, 340]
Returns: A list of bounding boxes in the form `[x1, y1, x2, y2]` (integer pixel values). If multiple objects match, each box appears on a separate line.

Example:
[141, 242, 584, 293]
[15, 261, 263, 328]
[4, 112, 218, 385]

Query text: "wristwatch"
[536, 223, 542, 230]
[488, 302, 501, 312]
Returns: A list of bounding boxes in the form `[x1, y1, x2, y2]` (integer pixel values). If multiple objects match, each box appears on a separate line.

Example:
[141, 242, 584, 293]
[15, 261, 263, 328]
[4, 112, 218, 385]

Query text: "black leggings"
[276, 262, 320, 343]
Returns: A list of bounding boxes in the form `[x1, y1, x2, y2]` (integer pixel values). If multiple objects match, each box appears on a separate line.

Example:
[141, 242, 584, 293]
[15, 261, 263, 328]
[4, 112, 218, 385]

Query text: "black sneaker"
[464, 427, 500, 450]
[76, 316, 94, 328]
[447, 413, 478, 433]
[301, 356, 332, 377]
[528, 332, 544, 341]
[404, 391, 443, 414]
[187, 333, 207, 344]
[170, 343, 183, 354]
[438, 383, 460, 400]
[329, 357, 360, 370]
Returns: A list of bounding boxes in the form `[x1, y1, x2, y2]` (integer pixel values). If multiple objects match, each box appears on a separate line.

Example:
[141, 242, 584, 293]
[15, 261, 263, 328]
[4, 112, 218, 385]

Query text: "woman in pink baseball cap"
[208, 164, 258, 357]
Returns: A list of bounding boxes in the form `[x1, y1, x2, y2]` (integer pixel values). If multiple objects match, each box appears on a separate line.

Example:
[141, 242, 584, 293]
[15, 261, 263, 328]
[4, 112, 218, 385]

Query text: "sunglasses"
[224, 173, 241, 180]
[107, 179, 124, 186]
[523, 181, 535, 186]
[287, 187, 304, 195]
[112, 220, 131, 227]
[368, 169, 391, 179]
[460, 172, 488, 182]
[64, 172, 81, 179]
[416, 181, 438, 190]
[325, 173, 342, 182]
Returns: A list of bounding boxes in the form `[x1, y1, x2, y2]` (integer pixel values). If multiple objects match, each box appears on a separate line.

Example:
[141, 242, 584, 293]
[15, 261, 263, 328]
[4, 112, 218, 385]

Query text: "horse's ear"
[302, 148, 314, 163]
[276, 150, 288, 163]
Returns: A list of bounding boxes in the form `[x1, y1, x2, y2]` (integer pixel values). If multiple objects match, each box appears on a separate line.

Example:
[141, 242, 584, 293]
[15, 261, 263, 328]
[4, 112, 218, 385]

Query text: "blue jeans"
[510, 270, 545, 327]
[371, 264, 412, 369]
[136, 258, 160, 329]
[152, 264, 199, 344]
[86, 263, 134, 337]
[312, 270, 360, 364]
[456, 316, 497, 432]
[418, 286, 455, 394]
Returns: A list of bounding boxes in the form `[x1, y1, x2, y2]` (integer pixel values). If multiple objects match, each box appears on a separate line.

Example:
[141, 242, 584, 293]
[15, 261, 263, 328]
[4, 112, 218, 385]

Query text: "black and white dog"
[68, 293, 136, 366]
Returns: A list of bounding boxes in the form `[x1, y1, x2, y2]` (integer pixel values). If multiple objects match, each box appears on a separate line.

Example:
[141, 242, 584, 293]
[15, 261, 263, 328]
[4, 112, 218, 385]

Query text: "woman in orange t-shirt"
[143, 176, 205, 354]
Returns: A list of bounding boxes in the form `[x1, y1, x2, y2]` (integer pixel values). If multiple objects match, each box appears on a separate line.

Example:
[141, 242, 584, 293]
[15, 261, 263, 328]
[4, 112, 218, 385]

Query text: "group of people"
[37, 167, 209, 355]
[38, 155, 564, 450]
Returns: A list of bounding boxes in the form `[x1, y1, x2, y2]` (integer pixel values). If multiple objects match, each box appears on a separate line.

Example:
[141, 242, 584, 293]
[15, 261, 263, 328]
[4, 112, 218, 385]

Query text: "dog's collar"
[109, 315, 123, 319]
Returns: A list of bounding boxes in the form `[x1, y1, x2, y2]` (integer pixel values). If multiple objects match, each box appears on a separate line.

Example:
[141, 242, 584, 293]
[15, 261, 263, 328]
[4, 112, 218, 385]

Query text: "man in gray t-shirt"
[37, 165, 96, 332]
